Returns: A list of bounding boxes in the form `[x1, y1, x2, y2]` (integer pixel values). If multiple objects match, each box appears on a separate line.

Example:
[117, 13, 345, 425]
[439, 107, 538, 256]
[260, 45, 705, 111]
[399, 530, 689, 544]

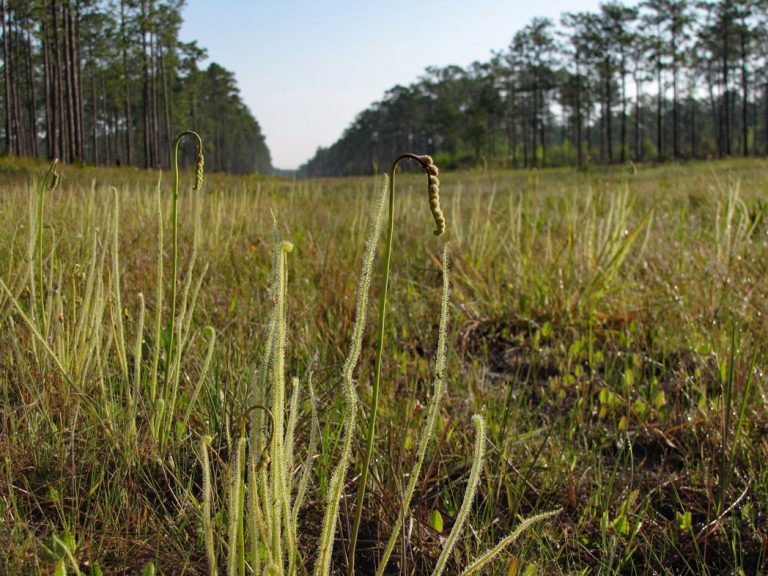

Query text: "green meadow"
[1, 155, 767, 575]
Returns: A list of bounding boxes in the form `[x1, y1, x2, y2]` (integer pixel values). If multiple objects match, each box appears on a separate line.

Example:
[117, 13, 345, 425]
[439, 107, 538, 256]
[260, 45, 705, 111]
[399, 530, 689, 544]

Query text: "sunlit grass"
[1, 156, 767, 574]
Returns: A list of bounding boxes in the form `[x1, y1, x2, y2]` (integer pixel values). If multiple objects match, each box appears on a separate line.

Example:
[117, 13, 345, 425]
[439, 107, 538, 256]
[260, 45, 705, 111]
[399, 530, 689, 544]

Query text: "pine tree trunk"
[690, 95, 696, 159]
[707, 66, 721, 157]
[159, 37, 172, 167]
[522, 96, 529, 167]
[634, 76, 641, 162]
[672, 47, 679, 158]
[599, 97, 605, 162]
[764, 81, 768, 156]
[42, 19, 54, 159]
[25, 25, 38, 158]
[74, 0, 84, 161]
[52, 0, 69, 162]
[120, 0, 133, 166]
[530, 89, 537, 167]
[91, 67, 98, 164]
[576, 56, 583, 167]
[586, 106, 592, 162]
[141, 0, 152, 167]
[657, 49, 663, 160]
[539, 85, 546, 166]
[62, 2, 76, 160]
[721, 20, 731, 156]
[508, 90, 518, 168]
[11, 9, 26, 156]
[101, 75, 111, 165]
[620, 59, 627, 164]
[149, 12, 161, 167]
[739, 26, 748, 156]
[1, 0, 11, 155]
[606, 60, 612, 163]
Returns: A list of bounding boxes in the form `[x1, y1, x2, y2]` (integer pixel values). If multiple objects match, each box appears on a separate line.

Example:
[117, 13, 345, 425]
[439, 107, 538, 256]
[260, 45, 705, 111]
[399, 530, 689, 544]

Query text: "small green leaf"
[612, 514, 630, 536]
[89, 474, 103, 496]
[54, 559, 67, 576]
[618, 415, 628, 431]
[428, 509, 444, 533]
[594, 350, 604, 364]
[624, 368, 634, 386]
[678, 510, 692, 531]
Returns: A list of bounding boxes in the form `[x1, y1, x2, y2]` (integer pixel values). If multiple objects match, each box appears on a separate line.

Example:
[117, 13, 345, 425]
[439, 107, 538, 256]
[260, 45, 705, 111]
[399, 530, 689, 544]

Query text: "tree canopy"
[0, 0, 272, 174]
[301, 0, 768, 176]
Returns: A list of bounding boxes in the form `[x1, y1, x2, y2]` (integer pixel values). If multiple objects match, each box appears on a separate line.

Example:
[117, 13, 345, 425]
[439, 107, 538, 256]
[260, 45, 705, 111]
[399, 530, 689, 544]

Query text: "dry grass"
[1, 157, 768, 574]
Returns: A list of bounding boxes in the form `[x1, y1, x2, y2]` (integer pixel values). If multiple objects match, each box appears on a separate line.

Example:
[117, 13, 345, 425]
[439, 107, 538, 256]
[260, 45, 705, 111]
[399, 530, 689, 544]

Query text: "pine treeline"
[301, 0, 768, 177]
[0, 0, 271, 175]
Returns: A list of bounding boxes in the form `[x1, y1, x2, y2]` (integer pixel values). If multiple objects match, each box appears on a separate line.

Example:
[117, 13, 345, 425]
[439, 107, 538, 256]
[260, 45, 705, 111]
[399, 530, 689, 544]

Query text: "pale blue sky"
[179, 0, 603, 170]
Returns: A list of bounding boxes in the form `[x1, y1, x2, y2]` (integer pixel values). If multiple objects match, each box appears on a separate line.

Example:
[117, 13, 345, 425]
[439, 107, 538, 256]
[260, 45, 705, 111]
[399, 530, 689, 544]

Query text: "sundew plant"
[192, 148, 559, 575]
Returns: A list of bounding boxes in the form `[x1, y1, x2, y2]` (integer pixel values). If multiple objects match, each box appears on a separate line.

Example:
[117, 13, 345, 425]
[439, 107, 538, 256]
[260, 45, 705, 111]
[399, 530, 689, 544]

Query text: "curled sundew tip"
[282, 241, 294, 253]
[426, 167, 445, 236]
[49, 169, 60, 191]
[202, 435, 213, 447]
[194, 149, 205, 191]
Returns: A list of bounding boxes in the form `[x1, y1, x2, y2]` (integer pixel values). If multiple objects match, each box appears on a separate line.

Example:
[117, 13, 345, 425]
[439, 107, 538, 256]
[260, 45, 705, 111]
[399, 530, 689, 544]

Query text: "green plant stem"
[201, 435, 217, 576]
[0, 278, 73, 390]
[315, 180, 385, 576]
[165, 131, 202, 388]
[375, 245, 450, 576]
[37, 159, 58, 336]
[459, 508, 562, 576]
[149, 181, 164, 413]
[347, 153, 426, 576]
[432, 415, 486, 576]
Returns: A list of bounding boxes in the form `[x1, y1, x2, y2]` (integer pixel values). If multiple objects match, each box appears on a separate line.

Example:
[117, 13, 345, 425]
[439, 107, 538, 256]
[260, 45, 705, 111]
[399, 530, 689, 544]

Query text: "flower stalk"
[347, 153, 444, 576]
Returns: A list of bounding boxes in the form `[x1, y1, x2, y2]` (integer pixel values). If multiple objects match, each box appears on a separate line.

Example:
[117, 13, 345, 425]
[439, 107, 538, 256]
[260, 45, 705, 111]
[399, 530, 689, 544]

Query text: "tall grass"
[197, 161, 554, 575]
[348, 153, 444, 574]
[2, 155, 767, 574]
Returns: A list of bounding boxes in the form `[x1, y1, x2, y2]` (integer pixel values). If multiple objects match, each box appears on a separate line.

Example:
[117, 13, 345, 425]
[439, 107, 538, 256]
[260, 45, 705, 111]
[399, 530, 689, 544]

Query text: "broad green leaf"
[428, 509, 444, 533]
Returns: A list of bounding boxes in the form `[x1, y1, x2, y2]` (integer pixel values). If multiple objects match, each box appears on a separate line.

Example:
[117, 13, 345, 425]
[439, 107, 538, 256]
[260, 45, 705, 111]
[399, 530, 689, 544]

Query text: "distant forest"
[0, 0, 271, 174]
[301, 0, 768, 177]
